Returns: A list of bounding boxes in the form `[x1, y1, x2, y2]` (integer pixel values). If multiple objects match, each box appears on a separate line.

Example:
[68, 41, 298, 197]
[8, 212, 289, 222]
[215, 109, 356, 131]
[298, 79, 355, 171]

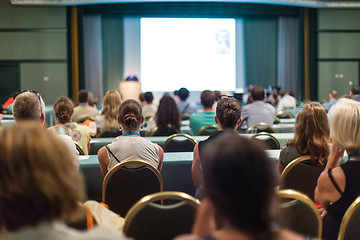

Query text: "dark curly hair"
[155, 96, 181, 131]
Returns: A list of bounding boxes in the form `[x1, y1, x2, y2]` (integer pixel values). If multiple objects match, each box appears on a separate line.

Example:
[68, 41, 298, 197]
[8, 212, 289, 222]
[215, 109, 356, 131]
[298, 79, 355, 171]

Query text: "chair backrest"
[276, 189, 322, 238]
[123, 191, 199, 240]
[276, 111, 292, 119]
[163, 133, 197, 152]
[196, 124, 218, 136]
[280, 155, 324, 201]
[102, 159, 163, 217]
[247, 122, 275, 133]
[250, 132, 280, 149]
[98, 128, 122, 138]
[66, 203, 99, 230]
[151, 126, 179, 137]
[338, 197, 360, 240]
[74, 141, 85, 155]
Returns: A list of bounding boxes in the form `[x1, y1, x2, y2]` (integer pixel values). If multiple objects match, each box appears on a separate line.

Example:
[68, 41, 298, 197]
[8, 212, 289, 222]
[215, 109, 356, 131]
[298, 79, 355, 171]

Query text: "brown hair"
[251, 86, 265, 101]
[78, 90, 89, 103]
[155, 96, 181, 130]
[54, 97, 74, 124]
[216, 98, 242, 129]
[12, 92, 44, 121]
[101, 90, 121, 131]
[201, 90, 215, 109]
[0, 122, 84, 231]
[119, 99, 142, 131]
[287, 102, 330, 166]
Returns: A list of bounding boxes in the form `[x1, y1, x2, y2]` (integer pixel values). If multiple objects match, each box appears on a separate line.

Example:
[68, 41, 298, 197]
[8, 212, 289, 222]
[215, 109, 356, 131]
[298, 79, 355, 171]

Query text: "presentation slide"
[140, 18, 236, 92]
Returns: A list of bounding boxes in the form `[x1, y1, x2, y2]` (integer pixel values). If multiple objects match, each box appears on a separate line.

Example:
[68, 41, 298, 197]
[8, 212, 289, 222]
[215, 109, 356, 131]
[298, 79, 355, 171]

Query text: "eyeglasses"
[218, 95, 236, 101]
[16, 90, 42, 102]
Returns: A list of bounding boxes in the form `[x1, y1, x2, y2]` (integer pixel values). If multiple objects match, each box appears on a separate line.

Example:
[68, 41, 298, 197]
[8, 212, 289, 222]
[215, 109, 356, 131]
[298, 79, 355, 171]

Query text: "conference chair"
[250, 132, 280, 149]
[246, 122, 275, 134]
[66, 203, 99, 230]
[276, 111, 292, 119]
[181, 113, 191, 121]
[277, 189, 322, 239]
[151, 126, 179, 137]
[102, 159, 163, 217]
[163, 133, 197, 152]
[280, 155, 324, 201]
[98, 128, 122, 138]
[123, 191, 199, 240]
[74, 141, 85, 155]
[338, 196, 360, 240]
[196, 124, 218, 136]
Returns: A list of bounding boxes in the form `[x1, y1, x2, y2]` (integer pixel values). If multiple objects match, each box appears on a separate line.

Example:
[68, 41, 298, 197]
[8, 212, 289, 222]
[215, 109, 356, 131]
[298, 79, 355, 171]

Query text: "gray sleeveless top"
[106, 136, 160, 170]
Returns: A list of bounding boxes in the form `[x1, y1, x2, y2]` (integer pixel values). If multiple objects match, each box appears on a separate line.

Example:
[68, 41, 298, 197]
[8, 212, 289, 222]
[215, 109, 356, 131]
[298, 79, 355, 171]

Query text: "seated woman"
[315, 98, 360, 240]
[0, 123, 128, 240]
[98, 99, 164, 176]
[95, 90, 122, 137]
[177, 134, 304, 240]
[277, 102, 330, 174]
[192, 97, 242, 195]
[145, 95, 181, 136]
[48, 97, 91, 155]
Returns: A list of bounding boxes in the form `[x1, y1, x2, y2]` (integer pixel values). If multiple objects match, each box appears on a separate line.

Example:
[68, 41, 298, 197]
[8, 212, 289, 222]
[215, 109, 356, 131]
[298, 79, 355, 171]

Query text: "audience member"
[267, 88, 279, 106]
[192, 97, 242, 196]
[12, 91, 78, 166]
[177, 134, 304, 240]
[146, 95, 181, 136]
[72, 90, 99, 122]
[278, 102, 330, 173]
[350, 85, 360, 102]
[142, 91, 157, 118]
[98, 99, 164, 176]
[139, 92, 146, 105]
[315, 98, 360, 240]
[95, 90, 121, 137]
[322, 90, 338, 111]
[277, 90, 296, 112]
[177, 87, 197, 114]
[241, 86, 276, 127]
[0, 123, 128, 240]
[189, 90, 216, 135]
[48, 97, 91, 155]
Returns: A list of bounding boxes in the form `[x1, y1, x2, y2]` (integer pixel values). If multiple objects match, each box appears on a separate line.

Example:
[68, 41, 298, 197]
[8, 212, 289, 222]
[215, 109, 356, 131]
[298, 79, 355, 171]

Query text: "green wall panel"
[0, 1, 66, 28]
[318, 10, 360, 30]
[318, 33, 360, 59]
[0, 32, 67, 60]
[318, 61, 358, 101]
[20, 62, 68, 105]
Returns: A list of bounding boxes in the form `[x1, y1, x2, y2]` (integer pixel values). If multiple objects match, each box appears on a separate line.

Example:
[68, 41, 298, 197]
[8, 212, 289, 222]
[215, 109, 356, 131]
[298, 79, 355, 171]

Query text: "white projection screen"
[140, 18, 236, 92]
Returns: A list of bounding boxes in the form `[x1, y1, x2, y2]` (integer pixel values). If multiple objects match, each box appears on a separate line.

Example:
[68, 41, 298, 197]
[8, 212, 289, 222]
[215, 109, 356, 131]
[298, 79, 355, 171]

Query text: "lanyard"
[122, 132, 141, 137]
[348, 151, 360, 161]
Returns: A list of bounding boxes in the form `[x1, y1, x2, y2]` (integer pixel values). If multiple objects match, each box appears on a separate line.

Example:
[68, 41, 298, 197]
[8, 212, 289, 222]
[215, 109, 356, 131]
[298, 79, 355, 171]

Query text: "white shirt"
[277, 94, 296, 112]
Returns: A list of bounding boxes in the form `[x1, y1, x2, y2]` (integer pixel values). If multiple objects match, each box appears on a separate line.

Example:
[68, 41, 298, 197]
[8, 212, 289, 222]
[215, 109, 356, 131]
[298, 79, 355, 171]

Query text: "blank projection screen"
[140, 18, 236, 92]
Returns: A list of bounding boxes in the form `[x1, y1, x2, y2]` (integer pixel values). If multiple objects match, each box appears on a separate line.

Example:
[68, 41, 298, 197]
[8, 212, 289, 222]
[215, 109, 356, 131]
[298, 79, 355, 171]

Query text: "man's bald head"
[12, 91, 45, 124]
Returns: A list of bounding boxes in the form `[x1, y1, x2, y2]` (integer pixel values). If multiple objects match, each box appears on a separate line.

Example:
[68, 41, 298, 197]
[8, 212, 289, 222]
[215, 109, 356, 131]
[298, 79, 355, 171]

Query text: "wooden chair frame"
[163, 133, 197, 150]
[102, 159, 164, 203]
[123, 191, 199, 234]
[246, 122, 275, 133]
[338, 196, 360, 240]
[196, 124, 218, 136]
[250, 132, 280, 149]
[277, 189, 322, 239]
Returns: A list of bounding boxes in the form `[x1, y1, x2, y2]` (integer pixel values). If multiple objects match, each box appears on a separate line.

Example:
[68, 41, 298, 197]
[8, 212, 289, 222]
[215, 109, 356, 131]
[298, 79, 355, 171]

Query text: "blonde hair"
[329, 98, 360, 151]
[0, 122, 85, 231]
[101, 90, 121, 131]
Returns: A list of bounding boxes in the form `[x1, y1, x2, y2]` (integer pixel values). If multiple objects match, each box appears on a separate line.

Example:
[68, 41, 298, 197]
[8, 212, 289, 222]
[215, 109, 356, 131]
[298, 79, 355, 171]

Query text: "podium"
[119, 81, 141, 101]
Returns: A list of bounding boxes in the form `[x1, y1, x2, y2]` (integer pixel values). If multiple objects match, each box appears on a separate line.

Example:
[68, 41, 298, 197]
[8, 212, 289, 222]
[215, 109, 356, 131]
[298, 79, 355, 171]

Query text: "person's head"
[53, 97, 74, 124]
[329, 98, 360, 152]
[0, 122, 84, 231]
[215, 98, 242, 130]
[101, 90, 122, 130]
[144, 92, 154, 104]
[200, 90, 215, 109]
[251, 86, 265, 101]
[202, 134, 274, 238]
[139, 93, 146, 104]
[329, 90, 338, 100]
[289, 90, 296, 97]
[155, 96, 181, 130]
[279, 90, 286, 98]
[78, 90, 89, 104]
[118, 99, 143, 132]
[12, 91, 45, 125]
[288, 102, 330, 166]
[178, 88, 189, 101]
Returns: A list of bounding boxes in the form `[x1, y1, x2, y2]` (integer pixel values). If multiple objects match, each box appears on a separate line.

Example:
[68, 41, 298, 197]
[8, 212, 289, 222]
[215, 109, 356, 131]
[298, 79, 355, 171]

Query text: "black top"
[323, 160, 360, 240]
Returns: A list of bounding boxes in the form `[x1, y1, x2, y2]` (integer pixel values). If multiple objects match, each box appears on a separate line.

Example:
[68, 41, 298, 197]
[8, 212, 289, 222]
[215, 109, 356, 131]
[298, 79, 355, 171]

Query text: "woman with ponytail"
[98, 99, 163, 176]
[192, 97, 242, 197]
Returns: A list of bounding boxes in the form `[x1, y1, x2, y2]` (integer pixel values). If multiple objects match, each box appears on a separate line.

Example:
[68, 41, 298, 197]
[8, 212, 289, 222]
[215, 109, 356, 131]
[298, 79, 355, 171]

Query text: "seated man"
[72, 89, 99, 122]
[350, 85, 360, 102]
[189, 90, 216, 135]
[241, 86, 276, 127]
[177, 87, 197, 115]
[322, 90, 338, 111]
[12, 91, 79, 168]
